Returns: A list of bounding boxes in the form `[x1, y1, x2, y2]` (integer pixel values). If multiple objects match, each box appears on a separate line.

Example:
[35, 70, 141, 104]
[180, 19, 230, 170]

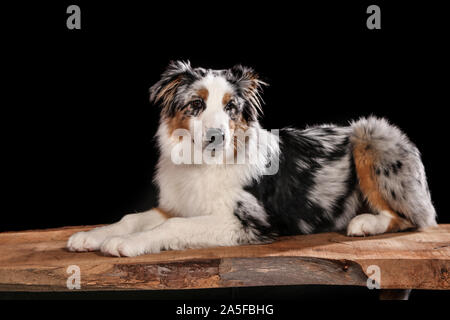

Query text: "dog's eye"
[191, 99, 203, 109]
[225, 101, 236, 112]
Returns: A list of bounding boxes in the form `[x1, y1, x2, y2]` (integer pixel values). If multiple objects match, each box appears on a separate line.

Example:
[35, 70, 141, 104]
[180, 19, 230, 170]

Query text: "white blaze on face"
[193, 75, 234, 148]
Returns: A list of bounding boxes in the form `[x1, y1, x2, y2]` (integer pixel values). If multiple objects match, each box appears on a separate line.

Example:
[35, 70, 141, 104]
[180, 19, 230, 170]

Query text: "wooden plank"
[0, 225, 448, 291]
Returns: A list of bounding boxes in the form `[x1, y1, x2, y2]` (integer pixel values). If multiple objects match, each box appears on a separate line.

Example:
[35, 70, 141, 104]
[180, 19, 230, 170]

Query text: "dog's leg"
[347, 137, 414, 236]
[100, 214, 247, 257]
[347, 211, 413, 236]
[347, 118, 436, 236]
[67, 208, 170, 252]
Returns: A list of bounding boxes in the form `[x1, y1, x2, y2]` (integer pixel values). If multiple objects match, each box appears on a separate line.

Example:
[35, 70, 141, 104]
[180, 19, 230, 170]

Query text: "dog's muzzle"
[205, 128, 226, 149]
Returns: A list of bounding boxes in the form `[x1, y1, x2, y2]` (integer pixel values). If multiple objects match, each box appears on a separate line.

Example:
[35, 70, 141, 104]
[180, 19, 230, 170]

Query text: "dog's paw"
[346, 213, 387, 236]
[67, 229, 108, 252]
[100, 236, 144, 257]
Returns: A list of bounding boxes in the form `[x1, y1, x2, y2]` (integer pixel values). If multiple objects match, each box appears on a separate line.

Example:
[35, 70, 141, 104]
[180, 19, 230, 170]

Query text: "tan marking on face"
[229, 119, 236, 131]
[155, 207, 172, 220]
[353, 142, 414, 232]
[229, 116, 248, 132]
[230, 116, 249, 157]
[222, 92, 232, 106]
[166, 110, 191, 137]
[197, 87, 209, 101]
[224, 92, 247, 139]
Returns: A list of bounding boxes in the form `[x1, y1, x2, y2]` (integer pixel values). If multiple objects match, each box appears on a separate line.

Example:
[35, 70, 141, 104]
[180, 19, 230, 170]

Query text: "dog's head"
[150, 61, 266, 160]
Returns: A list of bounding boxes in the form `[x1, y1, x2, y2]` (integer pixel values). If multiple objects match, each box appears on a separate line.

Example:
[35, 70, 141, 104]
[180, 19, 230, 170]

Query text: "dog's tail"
[350, 117, 437, 230]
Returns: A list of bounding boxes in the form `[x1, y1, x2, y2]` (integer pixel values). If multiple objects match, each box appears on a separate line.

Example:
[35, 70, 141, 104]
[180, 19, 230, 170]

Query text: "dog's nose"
[206, 128, 225, 144]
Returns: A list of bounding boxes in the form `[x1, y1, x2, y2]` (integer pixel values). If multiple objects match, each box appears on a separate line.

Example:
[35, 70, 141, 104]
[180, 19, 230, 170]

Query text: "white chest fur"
[156, 159, 248, 218]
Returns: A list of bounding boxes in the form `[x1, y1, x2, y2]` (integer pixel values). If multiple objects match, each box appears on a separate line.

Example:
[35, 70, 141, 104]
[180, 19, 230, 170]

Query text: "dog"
[67, 61, 437, 257]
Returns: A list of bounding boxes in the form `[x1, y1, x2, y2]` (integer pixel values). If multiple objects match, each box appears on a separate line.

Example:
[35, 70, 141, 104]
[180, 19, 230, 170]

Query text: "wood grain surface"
[0, 225, 448, 291]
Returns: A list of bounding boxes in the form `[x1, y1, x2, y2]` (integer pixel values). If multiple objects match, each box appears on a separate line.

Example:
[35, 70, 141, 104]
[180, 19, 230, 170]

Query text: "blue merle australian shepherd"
[67, 61, 437, 257]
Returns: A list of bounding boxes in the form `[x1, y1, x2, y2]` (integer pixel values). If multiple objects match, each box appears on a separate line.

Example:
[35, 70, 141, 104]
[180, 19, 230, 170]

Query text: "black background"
[1, 0, 449, 302]
[3, 1, 448, 231]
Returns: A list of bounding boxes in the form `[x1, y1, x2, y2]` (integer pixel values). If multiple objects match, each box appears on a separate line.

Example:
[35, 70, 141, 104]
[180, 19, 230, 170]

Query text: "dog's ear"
[149, 60, 195, 115]
[227, 65, 267, 121]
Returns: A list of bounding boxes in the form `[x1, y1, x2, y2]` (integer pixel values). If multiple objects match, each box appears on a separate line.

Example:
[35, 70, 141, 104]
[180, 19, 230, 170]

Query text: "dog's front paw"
[100, 236, 145, 257]
[67, 229, 107, 252]
[347, 213, 387, 236]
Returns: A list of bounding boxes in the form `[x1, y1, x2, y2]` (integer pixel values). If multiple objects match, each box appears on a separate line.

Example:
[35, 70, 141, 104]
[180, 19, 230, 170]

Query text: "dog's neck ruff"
[154, 121, 280, 218]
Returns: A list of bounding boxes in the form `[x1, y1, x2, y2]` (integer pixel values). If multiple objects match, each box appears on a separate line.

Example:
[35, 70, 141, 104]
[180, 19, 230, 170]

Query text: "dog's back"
[244, 117, 436, 238]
